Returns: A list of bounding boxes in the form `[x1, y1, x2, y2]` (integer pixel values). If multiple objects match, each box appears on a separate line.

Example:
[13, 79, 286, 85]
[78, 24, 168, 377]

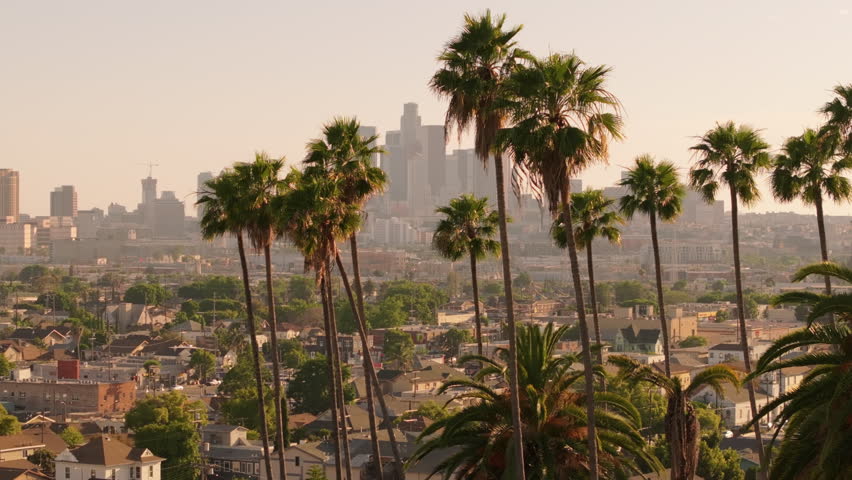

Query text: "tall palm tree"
[771, 128, 851, 294]
[552, 189, 622, 366]
[618, 156, 685, 376]
[277, 168, 360, 480]
[689, 121, 771, 470]
[433, 194, 501, 356]
[231, 155, 289, 478]
[410, 323, 661, 479]
[430, 11, 530, 478]
[610, 355, 740, 480]
[303, 117, 402, 478]
[498, 52, 623, 479]
[197, 171, 274, 480]
[773, 262, 852, 324]
[820, 83, 852, 154]
[744, 262, 852, 480]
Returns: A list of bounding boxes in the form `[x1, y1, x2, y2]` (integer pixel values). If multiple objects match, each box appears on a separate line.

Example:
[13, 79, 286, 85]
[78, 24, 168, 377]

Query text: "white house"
[55, 436, 164, 480]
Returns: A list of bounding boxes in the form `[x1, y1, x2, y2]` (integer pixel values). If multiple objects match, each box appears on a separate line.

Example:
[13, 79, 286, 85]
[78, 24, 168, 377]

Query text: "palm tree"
[773, 262, 852, 324]
[498, 52, 623, 479]
[552, 189, 622, 366]
[197, 171, 274, 480]
[610, 355, 739, 480]
[303, 117, 403, 478]
[771, 128, 851, 294]
[430, 11, 530, 478]
[433, 194, 500, 356]
[689, 121, 771, 470]
[820, 83, 852, 154]
[277, 168, 360, 480]
[744, 263, 852, 480]
[410, 323, 661, 479]
[618, 156, 685, 376]
[231, 154, 289, 478]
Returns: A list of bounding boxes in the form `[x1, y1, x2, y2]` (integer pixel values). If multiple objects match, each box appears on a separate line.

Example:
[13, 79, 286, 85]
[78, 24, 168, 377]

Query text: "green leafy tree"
[430, 12, 530, 477]
[125, 392, 206, 473]
[433, 194, 500, 356]
[60, 426, 85, 446]
[0, 356, 13, 377]
[412, 323, 660, 478]
[772, 127, 851, 294]
[123, 283, 170, 306]
[287, 275, 317, 303]
[180, 300, 199, 316]
[610, 355, 740, 480]
[287, 356, 354, 415]
[697, 441, 745, 480]
[306, 465, 328, 480]
[222, 388, 275, 433]
[0, 404, 21, 435]
[715, 309, 729, 323]
[378, 281, 449, 325]
[383, 328, 414, 370]
[690, 121, 771, 469]
[277, 338, 307, 369]
[596, 282, 615, 308]
[679, 336, 708, 348]
[553, 189, 623, 365]
[394, 400, 453, 425]
[27, 449, 55, 476]
[613, 280, 652, 305]
[189, 349, 216, 383]
[177, 276, 242, 300]
[435, 328, 474, 359]
[18, 265, 50, 284]
[618, 156, 685, 377]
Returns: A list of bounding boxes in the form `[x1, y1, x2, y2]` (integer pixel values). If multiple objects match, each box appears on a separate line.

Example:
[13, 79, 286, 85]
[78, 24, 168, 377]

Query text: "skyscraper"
[0, 169, 20, 223]
[196, 171, 214, 219]
[357, 126, 380, 168]
[50, 185, 78, 217]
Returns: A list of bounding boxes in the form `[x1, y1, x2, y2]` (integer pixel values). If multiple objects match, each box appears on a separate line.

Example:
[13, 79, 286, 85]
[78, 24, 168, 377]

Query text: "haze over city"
[2, 1, 851, 216]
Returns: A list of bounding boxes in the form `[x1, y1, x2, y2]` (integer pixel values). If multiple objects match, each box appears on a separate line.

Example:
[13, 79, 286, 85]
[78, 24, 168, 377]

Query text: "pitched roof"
[140, 339, 191, 357]
[619, 325, 662, 344]
[709, 343, 743, 352]
[67, 436, 163, 467]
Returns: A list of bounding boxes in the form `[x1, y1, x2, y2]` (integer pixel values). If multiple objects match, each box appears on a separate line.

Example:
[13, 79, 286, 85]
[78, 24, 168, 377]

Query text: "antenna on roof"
[138, 162, 160, 178]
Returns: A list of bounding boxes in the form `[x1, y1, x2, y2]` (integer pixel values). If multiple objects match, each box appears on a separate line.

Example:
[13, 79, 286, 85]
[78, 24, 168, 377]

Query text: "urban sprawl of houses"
[0, 103, 848, 480]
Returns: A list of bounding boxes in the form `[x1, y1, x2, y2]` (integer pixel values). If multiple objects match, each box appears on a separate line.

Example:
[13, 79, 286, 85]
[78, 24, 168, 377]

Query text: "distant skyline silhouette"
[1, 1, 850, 216]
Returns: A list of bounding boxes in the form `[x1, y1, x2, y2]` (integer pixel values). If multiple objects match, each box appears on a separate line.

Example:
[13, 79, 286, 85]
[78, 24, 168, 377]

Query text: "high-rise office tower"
[154, 191, 186, 238]
[357, 126, 380, 168]
[141, 177, 157, 205]
[196, 171, 214, 219]
[0, 169, 20, 223]
[420, 124, 446, 202]
[50, 185, 78, 217]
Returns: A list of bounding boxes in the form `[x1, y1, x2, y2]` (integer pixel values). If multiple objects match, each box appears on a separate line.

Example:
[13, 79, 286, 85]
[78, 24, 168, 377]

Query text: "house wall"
[55, 461, 161, 480]
[0, 380, 136, 414]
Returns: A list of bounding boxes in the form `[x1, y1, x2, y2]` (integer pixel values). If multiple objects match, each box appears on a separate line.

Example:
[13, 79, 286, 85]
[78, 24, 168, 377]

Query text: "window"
[254, 463, 259, 474]
[295, 456, 300, 467]
[223, 461, 231, 472]
[65, 467, 70, 479]
[90, 470, 96, 479]
[19, 392, 25, 398]
[149, 466, 153, 478]
[131, 466, 135, 479]
[72, 394, 80, 401]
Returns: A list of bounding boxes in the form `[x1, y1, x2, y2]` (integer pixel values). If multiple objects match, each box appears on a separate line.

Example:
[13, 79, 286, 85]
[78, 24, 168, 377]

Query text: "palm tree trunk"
[324, 275, 353, 480]
[337, 253, 405, 480]
[667, 394, 700, 480]
[814, 195, 832, 295]
[649, 213, 672, 377]
[585, 244, 602, 366]
[236, 234, 273, 480]
[263, 246, 288, 479]
[470, 251, 484, 357]
[729, 186, 767, 473]
[493, 153, 526, 480]
[319, 276, 344, 480]
[349, 236, 384, 480]
[560, 185, 599, 480]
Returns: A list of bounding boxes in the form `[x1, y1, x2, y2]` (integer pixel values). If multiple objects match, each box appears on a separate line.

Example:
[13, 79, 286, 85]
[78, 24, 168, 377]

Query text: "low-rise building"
[55, 436, 164, 480]
[614, 326, 663, 355]
[0, 379, 136, 415]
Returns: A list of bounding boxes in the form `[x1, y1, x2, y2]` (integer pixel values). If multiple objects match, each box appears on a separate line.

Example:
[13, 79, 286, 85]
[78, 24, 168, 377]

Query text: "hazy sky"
[2, 1, 851, 217]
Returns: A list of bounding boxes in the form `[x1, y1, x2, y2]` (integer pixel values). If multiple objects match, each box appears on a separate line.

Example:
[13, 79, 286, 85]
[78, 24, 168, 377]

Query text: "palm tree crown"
[618, 155, 685, 223]
[411, 323, 660, 479]
[773, 262, 852, 325]
[430, 10, 529, 160]
[551, 189, 622, 251]
[820, 83, 852, 154]
[772, 128, 852, 206]
[688, 121, 771, 205]
[433, 194, 500, 262]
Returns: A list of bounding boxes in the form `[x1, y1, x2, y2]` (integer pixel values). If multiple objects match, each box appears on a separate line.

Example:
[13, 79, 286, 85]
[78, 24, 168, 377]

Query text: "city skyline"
[1, 1, 851, 216]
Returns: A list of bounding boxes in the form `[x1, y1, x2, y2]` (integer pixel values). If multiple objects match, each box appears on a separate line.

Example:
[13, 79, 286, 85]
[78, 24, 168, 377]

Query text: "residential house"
[707, 343, 771, 365]
[692, 383, 770, 428]
[599, 311, 697, 344]
[101, 304, 168, 334]
[105, 336, 151, 357]
[0, 379, 137, 415]
[0, 463, 51, 480]
[8, 328, 70, 347]
[376, 361, 465, 396]
[55, 436, 164, 480]
[202, 425, 263, 480]
[614, 326, 663, 355]
[0, 341, 46, 363]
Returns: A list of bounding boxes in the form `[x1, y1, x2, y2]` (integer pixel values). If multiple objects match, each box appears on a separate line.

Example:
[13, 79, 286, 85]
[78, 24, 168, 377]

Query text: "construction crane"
[138, 162, 160, 178]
